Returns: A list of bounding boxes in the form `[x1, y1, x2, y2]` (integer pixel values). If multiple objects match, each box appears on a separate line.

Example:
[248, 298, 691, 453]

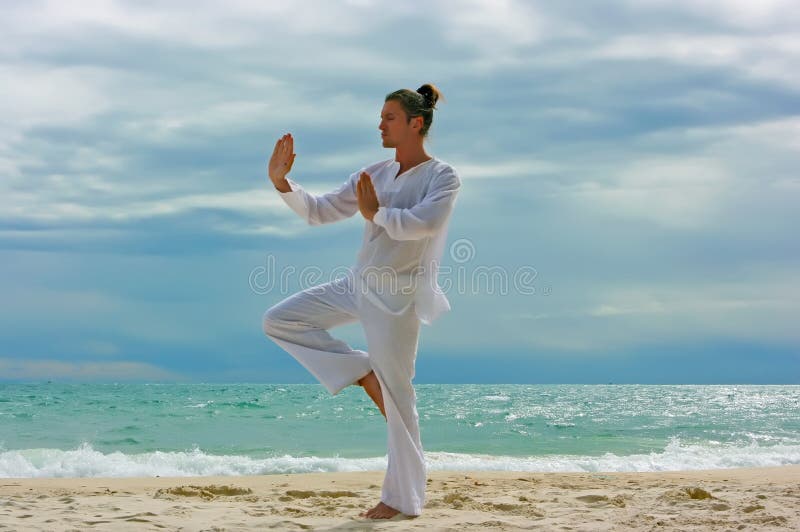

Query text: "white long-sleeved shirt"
[277, 157, 461, 325]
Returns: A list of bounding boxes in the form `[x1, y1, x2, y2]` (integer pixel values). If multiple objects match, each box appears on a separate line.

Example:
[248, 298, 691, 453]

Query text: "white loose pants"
[262, 274, 426, 516]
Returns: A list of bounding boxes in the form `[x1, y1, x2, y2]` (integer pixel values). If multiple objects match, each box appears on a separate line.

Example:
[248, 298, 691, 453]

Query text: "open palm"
[268, 133, 296, 184]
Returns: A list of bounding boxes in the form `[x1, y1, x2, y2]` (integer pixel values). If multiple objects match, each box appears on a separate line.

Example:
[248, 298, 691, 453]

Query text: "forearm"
[276, 175, 359, 225]
[372, 171, 460, 240]
[373, 206, 448, 240]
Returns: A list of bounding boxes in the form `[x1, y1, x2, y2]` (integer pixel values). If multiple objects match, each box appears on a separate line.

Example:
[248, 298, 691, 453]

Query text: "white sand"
[1, 465, 798, 530]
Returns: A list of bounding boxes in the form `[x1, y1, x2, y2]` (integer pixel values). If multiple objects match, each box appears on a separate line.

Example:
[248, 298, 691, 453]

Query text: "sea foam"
[1, 438, 798, 478]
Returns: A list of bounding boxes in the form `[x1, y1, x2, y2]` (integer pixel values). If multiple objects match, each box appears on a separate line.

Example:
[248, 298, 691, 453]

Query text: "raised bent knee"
[262, 308, 284, 337]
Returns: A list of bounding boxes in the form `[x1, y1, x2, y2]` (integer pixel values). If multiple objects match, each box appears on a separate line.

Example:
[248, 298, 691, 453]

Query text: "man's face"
[379, 100, 420, 148]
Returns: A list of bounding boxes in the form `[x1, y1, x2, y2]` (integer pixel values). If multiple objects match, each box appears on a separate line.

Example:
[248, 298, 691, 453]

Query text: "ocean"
[1, 383, 798, 478]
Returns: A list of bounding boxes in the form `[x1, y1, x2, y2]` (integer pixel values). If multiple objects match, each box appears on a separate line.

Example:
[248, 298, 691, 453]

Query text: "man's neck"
[394, 145, 432, 176]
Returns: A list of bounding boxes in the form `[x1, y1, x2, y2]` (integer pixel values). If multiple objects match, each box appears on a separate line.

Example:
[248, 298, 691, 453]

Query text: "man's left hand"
[356, 172, 379, 221]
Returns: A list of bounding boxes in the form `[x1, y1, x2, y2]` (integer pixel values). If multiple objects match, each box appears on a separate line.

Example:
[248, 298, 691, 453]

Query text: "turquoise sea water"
[1, 383, 798, 478]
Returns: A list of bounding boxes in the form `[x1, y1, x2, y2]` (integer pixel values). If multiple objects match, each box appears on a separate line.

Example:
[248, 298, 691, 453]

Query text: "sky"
[1, 0, 798, 384]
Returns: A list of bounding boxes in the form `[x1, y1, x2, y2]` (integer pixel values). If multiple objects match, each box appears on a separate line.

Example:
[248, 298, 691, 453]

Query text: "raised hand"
[268, 133, 296, 190]
[356, 171, 379, 221]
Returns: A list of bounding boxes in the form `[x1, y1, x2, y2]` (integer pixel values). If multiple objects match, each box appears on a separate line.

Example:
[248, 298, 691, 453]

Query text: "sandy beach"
[0, 465, 797, 531]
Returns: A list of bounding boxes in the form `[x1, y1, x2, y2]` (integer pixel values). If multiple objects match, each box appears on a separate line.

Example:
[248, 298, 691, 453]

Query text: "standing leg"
[262, 276, 373, 396]
[358, 297, 425, 518]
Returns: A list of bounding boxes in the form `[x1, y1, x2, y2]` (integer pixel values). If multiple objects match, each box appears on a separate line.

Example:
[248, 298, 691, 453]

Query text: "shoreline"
[2, 465, 798, 530]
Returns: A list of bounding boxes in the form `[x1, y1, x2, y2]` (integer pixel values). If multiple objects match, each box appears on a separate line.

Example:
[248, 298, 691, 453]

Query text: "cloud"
[592, 33, 800, 90]
[0, 65, 112, 130]
[82, 340, 122, 356]
[1, 0, 798, 382]
[490, 272, 800, 353]
[0, 358, 180, 381]
[457, 158, 564, 180]
[1, 1, 364, 50]
[436, 0, 545, 58]
[628, 0, 800, 30]
[567, 156, 732, 229]
[3, 186, 287, 224]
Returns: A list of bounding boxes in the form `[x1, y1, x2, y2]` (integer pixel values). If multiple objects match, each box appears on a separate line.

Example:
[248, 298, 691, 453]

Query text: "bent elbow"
[306, 211, 325, 226]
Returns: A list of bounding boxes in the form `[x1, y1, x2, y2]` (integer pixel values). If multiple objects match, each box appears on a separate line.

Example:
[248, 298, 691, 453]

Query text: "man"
[262, 84, 460, 519]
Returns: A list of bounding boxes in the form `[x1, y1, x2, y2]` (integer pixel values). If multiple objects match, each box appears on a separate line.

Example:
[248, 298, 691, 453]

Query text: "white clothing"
[262, 274, 425, 515]
[262, 157, 460, 516]
[278, 157, 461, 325]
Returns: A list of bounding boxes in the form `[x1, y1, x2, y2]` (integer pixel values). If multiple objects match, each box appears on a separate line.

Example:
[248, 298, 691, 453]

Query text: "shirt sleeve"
[372, 167, 461, 241]
[278, 171, 360, 225]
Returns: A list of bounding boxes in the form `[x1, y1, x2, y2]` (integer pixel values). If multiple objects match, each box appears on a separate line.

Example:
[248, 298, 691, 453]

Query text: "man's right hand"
[268, 133, 296, 192]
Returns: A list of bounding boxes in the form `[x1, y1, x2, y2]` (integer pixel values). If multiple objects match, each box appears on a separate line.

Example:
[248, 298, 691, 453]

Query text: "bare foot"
[357, 370, 386, 420]
[359, 501, 401, 519]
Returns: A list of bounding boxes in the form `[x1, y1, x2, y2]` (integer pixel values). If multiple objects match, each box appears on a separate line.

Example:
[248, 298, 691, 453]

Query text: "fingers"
[360, 172, 375, 198]
[275, 133, 292, 157]
[359, 172, 373, 188]
[272, 134, 295, 169]
[357, 174, 373, 195]
[357, 174, 367, 200]
[281, 135, 290, 157]
[272, 138, 282, 160]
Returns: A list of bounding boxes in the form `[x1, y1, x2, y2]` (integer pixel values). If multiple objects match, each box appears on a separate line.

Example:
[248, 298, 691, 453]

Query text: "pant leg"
[359, 295, 425, 517]
[262, 276, 373, 396]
